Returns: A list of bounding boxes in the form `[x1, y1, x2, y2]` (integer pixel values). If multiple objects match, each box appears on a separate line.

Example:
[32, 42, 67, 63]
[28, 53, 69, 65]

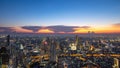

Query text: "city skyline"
[0, 0, 120, 33]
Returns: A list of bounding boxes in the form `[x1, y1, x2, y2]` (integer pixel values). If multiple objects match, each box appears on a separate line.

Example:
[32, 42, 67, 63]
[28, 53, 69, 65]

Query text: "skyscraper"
[50, 39, 56, 62]
[7, 35, 10, 46]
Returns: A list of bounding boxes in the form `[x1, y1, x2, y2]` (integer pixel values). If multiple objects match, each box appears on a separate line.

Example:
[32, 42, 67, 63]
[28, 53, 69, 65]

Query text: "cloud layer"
[112, 23, 120, 27]
[0, 25, 91, 33]
[0, 24, 120, 34]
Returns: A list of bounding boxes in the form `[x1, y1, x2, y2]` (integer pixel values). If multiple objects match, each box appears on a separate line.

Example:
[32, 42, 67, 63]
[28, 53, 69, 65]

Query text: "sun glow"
[72, 25, 120, 33]
[37, 28, 54, 33]
[93, 25, 120, 33]
[73, 27, 92, 33]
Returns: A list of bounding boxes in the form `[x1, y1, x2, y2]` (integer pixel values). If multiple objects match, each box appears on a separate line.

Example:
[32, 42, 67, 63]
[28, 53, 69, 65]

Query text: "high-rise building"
[7, 35, 10, 46]
[0, 47, 9, 66]
[88, 31, 95, 38]
[50, 39, 57, 62]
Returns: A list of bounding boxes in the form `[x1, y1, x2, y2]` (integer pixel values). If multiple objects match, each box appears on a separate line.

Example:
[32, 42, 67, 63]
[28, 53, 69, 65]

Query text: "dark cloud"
[0, 25, 91, 33]
[112, 23, 120, 27]
[0, 27, 13, 33]
[22, 26, 42, 32]
[47, 25, 79, 32]
[47, 25, 91, 32]
[80, 26, 91, 29]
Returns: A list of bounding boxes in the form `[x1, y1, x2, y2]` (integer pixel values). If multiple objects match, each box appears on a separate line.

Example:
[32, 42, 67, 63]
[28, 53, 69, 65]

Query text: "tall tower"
[75, 35, 79, 49]
[7, 35, 12, 55]
[50, 39, 56, 62]
[7, 35, 10, 46]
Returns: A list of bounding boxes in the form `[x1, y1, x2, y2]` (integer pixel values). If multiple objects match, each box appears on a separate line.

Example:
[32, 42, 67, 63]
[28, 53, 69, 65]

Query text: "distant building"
[88, 31, 95, 38]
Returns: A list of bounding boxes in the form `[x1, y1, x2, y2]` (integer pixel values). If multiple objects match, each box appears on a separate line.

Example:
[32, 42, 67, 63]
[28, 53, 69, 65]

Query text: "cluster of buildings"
[0, 34, 120, 68]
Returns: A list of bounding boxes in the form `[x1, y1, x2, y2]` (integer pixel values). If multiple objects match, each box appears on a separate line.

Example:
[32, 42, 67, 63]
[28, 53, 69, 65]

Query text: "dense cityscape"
[0, 33, 120, 68]
[1, 0, 120, 68]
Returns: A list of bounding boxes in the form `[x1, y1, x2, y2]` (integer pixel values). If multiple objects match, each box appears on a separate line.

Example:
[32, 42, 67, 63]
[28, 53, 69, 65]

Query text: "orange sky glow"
[36, 28, 54, 33]
[11, 27, 33, 33]
[8, 25, 120, 34]
[72, 25, 120, 34]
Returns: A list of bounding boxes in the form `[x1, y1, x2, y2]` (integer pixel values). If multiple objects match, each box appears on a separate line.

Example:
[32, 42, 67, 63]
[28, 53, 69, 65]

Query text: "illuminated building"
[69, 43, 76, 50]
[75, 35, 78, 47]
[113, 58, 119, 68]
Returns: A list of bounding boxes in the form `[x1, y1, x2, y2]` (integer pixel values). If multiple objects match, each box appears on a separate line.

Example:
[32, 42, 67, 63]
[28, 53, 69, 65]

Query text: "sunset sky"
[0, 0, 120, 33]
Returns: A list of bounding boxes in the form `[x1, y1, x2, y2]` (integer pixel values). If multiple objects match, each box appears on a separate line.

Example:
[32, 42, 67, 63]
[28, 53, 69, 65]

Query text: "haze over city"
[0, 0, 120, 33]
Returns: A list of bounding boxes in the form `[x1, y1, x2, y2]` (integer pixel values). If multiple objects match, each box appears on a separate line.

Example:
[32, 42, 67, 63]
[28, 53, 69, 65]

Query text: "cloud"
[37, 28, 54, 33]
[47, 25, 79, 33]
[22, 26, 42, 33]
[0, 25, 92, 33]
[73, 26, 91, 33]
[10, 26, 33, 33]
[112, 23, 120, 27]
[57, 31, 66, 34]
[0, 27, 12, 33]
[73, 26, 91, 30]
[0, 29, 4, 32]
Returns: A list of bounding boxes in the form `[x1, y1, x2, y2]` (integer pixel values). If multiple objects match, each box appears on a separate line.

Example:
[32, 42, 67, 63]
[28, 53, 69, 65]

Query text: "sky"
[0, 0, 120, 33]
